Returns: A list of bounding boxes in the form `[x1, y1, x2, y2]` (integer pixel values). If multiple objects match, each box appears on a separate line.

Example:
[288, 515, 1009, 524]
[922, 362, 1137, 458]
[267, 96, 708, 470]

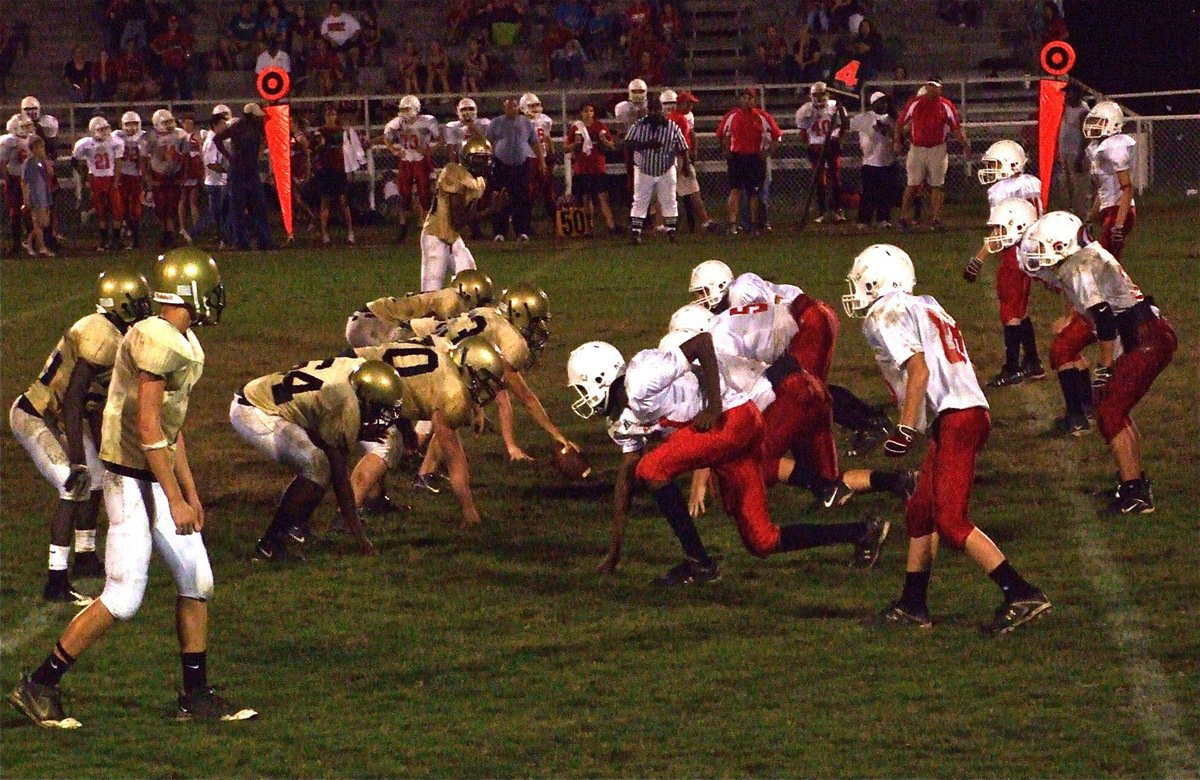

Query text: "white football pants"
[9, 398, 103, 500]
[630, 167, 679, 220]
[420, 232, 476, 292]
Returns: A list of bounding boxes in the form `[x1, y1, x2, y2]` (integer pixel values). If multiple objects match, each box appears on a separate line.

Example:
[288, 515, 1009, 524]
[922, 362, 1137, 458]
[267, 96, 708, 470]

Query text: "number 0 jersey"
[101, 317, 205, 476]
[863, 292, 987, 428]
[353, 337, 472, 429]
[23, 312, 127, 421]
[365, 287, 468, 325]
[242, 357, 364, 449]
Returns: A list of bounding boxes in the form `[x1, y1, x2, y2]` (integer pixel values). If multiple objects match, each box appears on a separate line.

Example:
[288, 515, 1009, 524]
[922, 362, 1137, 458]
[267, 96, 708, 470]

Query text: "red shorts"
[905, 407, 989, 548]
[1099, 205, 1136, 259]
[1050, 311, 1096, 370]
[3, 174, 22, 218]
[787, 294, 840, 383]
[396, 157, 434, 209]
[760, 371, 839, 487]
[996, 246, 1032, 324]
[636, 402, 782, 557]
[89, 176, 124, 221]
[1096, 315, 1176, 441]
[153, 182, 181, 223]
[118, 174, 143, 220]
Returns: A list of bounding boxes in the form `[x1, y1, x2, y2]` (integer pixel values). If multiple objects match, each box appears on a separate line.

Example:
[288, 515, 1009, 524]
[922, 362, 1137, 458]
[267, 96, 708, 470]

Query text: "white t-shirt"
[1087, 134, 1136, 210]
[849, 110, 896, 167]
[383, 114, 441, 162]
[72, 135, 125, 178]
[987, 173, 1042, 212]
[255, 49, 291, 74]
[320, 13, 361, 47]
[863, 292, 988, 428]
[727, 272, 803, 309]
[201, 132, 227, 186]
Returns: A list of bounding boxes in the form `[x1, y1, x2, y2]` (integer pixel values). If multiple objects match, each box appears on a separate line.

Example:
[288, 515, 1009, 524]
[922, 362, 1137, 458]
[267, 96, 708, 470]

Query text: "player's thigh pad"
[230, 400, 331, 486]
[450, 237, 477, 274]
[144, 480, 213, 601]
[99, 471, 155, 619]
[9, 400, 79, 500]
[420, 233, 453, 292]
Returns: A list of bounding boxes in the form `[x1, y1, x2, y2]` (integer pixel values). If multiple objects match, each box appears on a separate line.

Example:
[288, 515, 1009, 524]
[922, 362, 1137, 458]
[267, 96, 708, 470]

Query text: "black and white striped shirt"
[625, 117, 688, 177]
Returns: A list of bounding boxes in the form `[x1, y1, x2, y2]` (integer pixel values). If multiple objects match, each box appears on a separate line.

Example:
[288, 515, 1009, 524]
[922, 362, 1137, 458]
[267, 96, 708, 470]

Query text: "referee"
[624, 94, 690, 245]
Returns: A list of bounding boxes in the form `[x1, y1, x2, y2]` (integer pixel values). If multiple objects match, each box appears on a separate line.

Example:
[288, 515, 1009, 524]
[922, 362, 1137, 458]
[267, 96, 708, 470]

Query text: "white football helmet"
[668, 303, 716, 336]
[121, 111, 142, 134]
[457, 97, 477, 122]
[5, 114, 23, 137]
[977, 139, 1027, 185]
[399, 95, 421, 120]
[1021, 211, 1083, 271]
[211, 104, 233, 122]
[1083, 100, 1124, 140]
[986, 197, 1039, 254]
[843, 244, 916, 318]
[21, 95, 40, 120]
[519, 92, 542, 116]
[628, 79, 648, 105]
[151, 108, 176, 133]
[660, 88, 678, 112]
[809, 81, 828, 107]
[88, 116, 112, 141]
[689, 260, 734, 311]
[567, 341, 625, 419]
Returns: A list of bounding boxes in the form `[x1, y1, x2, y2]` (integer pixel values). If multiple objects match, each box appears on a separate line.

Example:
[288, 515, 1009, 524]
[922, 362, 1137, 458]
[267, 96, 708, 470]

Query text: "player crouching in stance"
[235, 359, 403, 561]
[570, 338, 890, 583]
[844, 244, 1051, 633]
[1021, 213, 1177, 513]
[9, 248, 258, 728]
[9, 269, 153, 604]
[345, 269, 495, 349]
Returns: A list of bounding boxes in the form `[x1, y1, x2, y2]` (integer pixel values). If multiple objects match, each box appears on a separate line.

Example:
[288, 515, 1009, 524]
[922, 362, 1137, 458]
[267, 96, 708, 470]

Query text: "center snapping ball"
[551, 444, 592, 481]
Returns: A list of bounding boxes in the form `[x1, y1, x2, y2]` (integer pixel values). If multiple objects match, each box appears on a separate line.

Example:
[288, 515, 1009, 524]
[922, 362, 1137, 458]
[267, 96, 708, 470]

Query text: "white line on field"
[0, 603, 56, 658]
[0, 292, 91, 329]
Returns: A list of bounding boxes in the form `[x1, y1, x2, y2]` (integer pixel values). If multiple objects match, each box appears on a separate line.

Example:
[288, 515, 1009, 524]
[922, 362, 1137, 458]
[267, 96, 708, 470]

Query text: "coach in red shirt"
[716, 88, 781, 235]
[893, 79, 970, 230]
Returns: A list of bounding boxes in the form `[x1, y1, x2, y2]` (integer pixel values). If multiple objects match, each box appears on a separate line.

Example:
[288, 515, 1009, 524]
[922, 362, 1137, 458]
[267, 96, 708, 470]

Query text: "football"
[551, 444, 592, 481]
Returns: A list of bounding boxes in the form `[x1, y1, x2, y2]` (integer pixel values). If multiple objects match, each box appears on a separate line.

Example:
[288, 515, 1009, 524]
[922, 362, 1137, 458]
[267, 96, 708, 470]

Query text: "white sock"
[75, 529, 97, 553]
[49, 545, 70, 571]
[415, 421, 433, 437]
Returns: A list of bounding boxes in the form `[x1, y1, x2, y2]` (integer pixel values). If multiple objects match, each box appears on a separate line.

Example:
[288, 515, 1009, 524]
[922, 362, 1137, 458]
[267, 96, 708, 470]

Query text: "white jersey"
[201, 132, 227, 186]
[709, 301, 798, 366]
[721, 354, 776, 413]
[72, 135, 125, 178]
[1087, 133, 1136, 210]
[113, 129, 147, 177]
[849, 110, 896, 167]
[863, 292, 988, 428]
[443, 118, 491, 149]
[1052, 244, 1145, 317]
[727, 272, 803, 309]
[626, 346, 749, 428]
[384, 114, 440, 162]
[614, 100, 648, 130]
[528, 113, 553, 158]
[795, 100, 846, 143]
[146, 128, 190, 177]
[987, 172, 1042, 212]
[0, 133, 29, 176]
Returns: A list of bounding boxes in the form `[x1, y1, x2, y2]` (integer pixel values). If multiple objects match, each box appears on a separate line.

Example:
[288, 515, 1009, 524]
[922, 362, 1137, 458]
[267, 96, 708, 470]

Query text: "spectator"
[21, 136, 53, 256]
[309, 38, 345, 95]
[552, 38, 588, 82]
[624, 0, 652, 36]
[397, 41, 420, 94]
[937, 0, 979, 28]
[486, 97, 544, 240]
[755, 24, 789, 83]
[715, 87, 781, 235]
[208, 36, 238, 72]
[666, 89, 718, 233]
[256, 35, 292, 75]
[555, 0, 591, 37]
[117, 0, 150, 55]
[447, 0, 472, 42]
[310, 104, 359, 245]
[893, 78, 970, 230]
[849, 90, 897, 228]
[291, 3, 321, 62]
[847, 18, 883, 80]
[542, 21, 574, 81]
[830, 0, 863, 32]
[462, 37, 488, 92]
[631, 48, 663, 86]
[321, 1, 362, 60]
[194, 110, 233, 247]
[1041, 1, 1068, 44]
[359, 11, 382, 67]
[588, 1, 621, 58]
[151, 14, 195, 100]
[566, 102, 618, 235]
[63, 46, 96, 103]
[804, 0, 831, 34]
[115, 39, 158, 99]
[1054, 83, 1088, 215]
[213, 102, 276, 250]
[425, 41, 451, 95]
[791, 25, 824, 81]
[228, 1, 261, 67]
[259, 1, 291, 48]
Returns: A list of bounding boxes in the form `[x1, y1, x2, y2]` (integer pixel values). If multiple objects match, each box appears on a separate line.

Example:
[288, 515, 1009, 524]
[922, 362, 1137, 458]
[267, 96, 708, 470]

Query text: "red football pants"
[1099, 205, 1136, 259]
[153, 182, 181, 223]
[89, 176, 124, 221]
[636, 402, 782, 557]
[396, 158, 433, 210]
[1050, 311, 1097, 370]
[787, 294, 839, 383]
[1096, 316, 1176, 442]
[996, 246, 1032, 324]
[905, 407, 989, 549]
[528, 160, 556, 212]
[3, 174, 23, 219]
[760, 371, 839, 487]
[118, 174, 143, 221]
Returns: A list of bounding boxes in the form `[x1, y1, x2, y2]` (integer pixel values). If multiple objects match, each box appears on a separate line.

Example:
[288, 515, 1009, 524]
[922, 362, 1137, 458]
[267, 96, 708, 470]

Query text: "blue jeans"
[195, 184, 232, 244]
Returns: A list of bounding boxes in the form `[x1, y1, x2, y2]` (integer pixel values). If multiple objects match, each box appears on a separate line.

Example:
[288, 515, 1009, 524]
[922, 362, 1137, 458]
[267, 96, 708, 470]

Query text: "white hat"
[869, 91, 887, 104]
[243, 103, 265, 117]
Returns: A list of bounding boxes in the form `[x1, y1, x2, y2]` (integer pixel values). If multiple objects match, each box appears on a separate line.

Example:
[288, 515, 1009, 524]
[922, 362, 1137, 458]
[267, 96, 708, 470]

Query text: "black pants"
[229, 174, 276, 250]
[858, 164, 894, 224]
[490, 159, 532, 237]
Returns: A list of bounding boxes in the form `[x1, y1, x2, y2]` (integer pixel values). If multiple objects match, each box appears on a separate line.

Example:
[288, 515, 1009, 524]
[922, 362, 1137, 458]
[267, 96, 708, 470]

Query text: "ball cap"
[869, 91, 887, 104]
[677, 90, 699, 104]
[925, 77, 943, 87]
[243, 102, 265, 117]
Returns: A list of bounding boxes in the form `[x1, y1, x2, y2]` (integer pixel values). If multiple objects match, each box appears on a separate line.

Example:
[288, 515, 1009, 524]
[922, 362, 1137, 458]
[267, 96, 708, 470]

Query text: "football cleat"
[42, 580, 94, 606]
[655, 558, 722, 587]
[1064, 414, 1090, 437]
[71, 552, 105, 579]
[984, 592, 1052, 635]
[817, 480, 854, 510]
[286, 522, 310, 546]
[412, 473, 442, 494]
[7, 673, 81, 729]
[988, 366, 1025, 388]
[1107, 478, 1155, 514]
[864, 601, 933, 629]
[1021, 359, 1047, 380]
[175, 686, 259, 722]
[850, 514, 891, 570]
[253, 536, 303, 563]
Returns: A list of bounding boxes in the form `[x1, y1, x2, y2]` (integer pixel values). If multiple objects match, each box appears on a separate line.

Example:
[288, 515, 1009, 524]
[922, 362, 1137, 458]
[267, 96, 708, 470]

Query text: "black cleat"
[253, 536, 303, 563]
[1107, 479, 1155, 514]
[42, 579, 94, 606]
[988, 366, 1025, 388]
[1021, 359, 1047, 380]
[7, 673, 81, 729]
[655, 558, 722, 587]
[412, 473, 442, 494]
[630, 231, 643, 245]
[850, 514, 891, 570]
[864, 601, 933, 629]
[817, 480, 854, 510]
[175, 686, 259, 722]
[1053, 414, 1089, 437]
[286, 522, 311, 546]
[984, 592, 1052, 635]
[362, 493, 408, 515]
[71, 551, 105, 579]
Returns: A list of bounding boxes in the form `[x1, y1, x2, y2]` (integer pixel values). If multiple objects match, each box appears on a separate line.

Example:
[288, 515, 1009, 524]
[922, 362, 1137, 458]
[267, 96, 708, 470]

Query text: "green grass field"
[2, 202, 1198, 778]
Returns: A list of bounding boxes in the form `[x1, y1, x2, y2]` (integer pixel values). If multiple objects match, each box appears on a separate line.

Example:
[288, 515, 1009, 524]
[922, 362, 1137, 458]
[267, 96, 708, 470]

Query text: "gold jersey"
[242, 356, 364, 449]
[365, 288, 467, 325]
[23, 312, 125, 421]
[353, 336, 472, 429]
[421, 162, 486, 243]
[101, 316, 205, 477]
[408, 307, 530, 372]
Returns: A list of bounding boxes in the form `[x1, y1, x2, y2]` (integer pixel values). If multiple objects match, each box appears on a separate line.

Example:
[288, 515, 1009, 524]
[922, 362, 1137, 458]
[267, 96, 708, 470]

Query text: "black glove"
[883, 424, 918, 457]
[64, 463, 90, 501]
[962, 257, 983, 283]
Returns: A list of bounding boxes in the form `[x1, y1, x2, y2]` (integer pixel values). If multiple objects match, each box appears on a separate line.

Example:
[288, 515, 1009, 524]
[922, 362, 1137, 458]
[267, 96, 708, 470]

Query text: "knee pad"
[100, 571, 148, 621]
[177, 553, 214, 602]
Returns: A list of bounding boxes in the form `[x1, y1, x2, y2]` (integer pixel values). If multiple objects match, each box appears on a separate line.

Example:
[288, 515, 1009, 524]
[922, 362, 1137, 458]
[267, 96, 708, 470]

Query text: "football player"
[520, 92, 557, 220]
[1021, 212, 1177, 513]
[689, 260, 895, 455]
[844, 244, 1051, 634]
[795, 81, 850, 223]
[613, 78, 649, 133]
[444, 98, 491, 160]
[662, 89, 717, 233]
[350, 336, 507, 529]
[72, 117, 126, 251]
[961, 140, 1045, 387]
[146, 108, 190, 247]
[345, 268, 495, 348]
[114, 111, 148, 249]
[1084, 100, 1137, 257]
[234, 358, 404, 561]
[570, 337, 889, 582]
[8, 248, 258, 728]
[383, 95, 441, 242]
[9, 269, 152, 603]
[1, 113, 33, 255]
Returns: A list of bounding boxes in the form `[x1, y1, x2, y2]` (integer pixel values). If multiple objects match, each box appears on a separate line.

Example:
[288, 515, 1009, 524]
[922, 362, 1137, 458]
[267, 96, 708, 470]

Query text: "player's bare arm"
[315, 430, 376, 556]
[172, 431, 204, 531]
[598, 450, 642, 574]
[60, 358, 99, 486]
[136, 370, 197, 535]
[494, 389, 533, 462]
[679, 332, 723, 431]
[432, 408, 480, 528]
[504, 367, 577, 451]
[898, 352, 929, 430]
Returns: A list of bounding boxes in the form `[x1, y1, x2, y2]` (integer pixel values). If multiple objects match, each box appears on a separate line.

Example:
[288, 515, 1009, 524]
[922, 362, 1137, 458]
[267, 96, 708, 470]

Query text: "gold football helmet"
[96, 268, 153, 324]
[152, 247, 226, 326]
[461, 135, 494, 178]
[450, 269, 495, 309]
[501, 283, 551, 356]
[350, 359, 404, 427]
[452, 336, 507, 407]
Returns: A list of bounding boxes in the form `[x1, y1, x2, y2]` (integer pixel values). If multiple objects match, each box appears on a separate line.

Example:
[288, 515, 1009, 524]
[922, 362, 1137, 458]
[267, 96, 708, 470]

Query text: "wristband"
[140, 438, 171, 452]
